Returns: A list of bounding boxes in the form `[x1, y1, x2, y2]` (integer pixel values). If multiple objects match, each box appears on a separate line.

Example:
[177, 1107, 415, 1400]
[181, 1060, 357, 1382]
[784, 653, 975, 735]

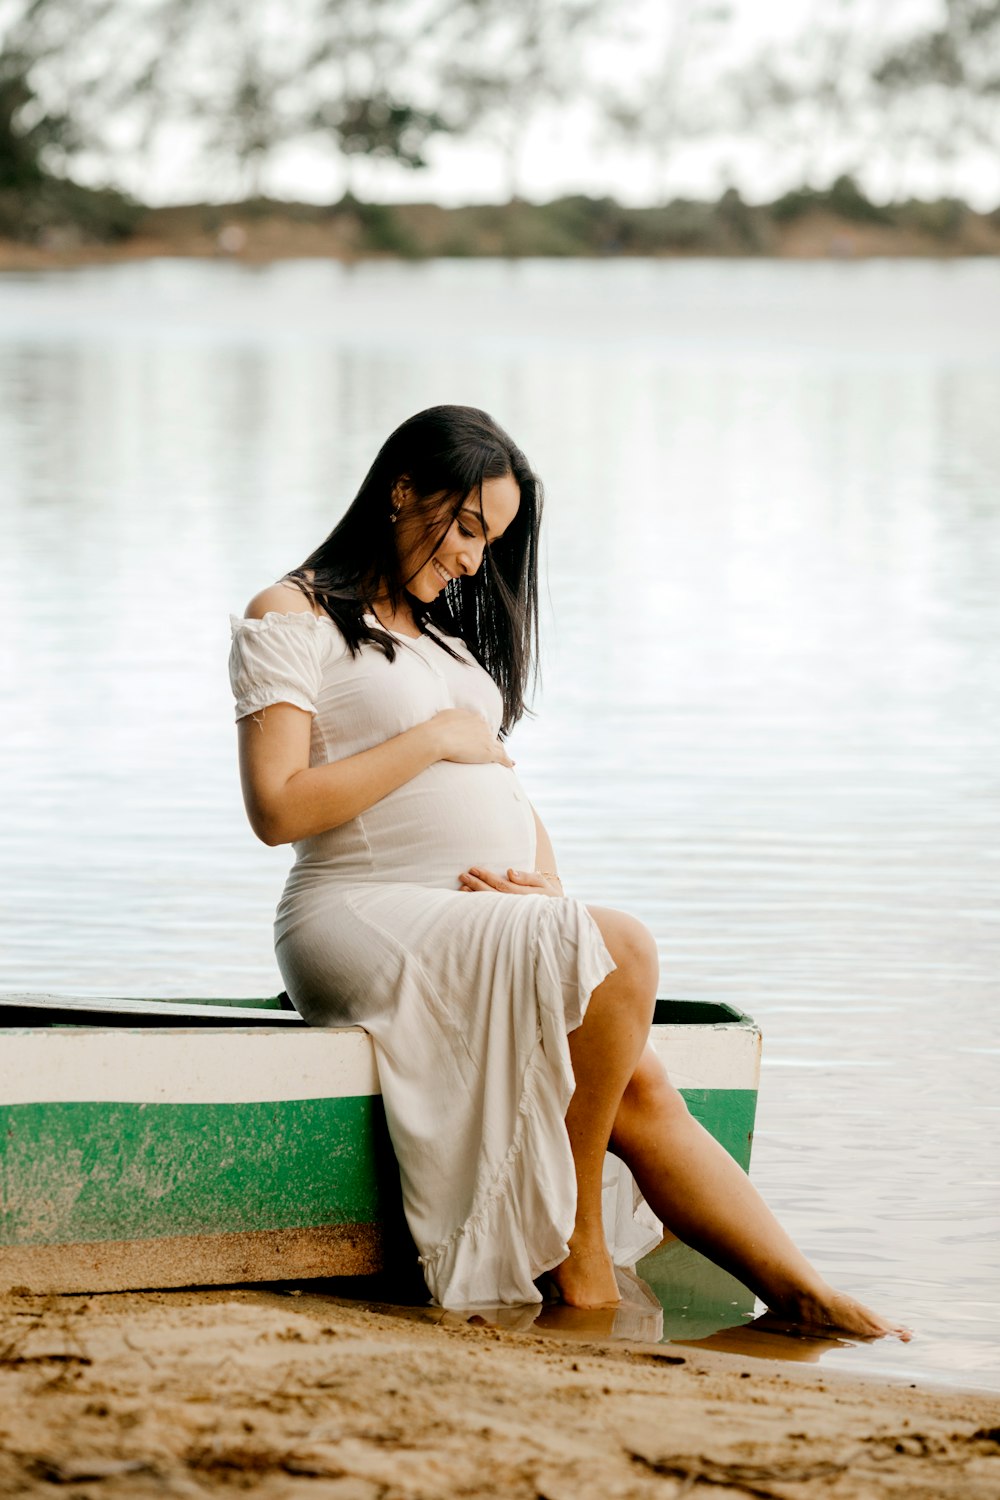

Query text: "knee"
[590, 907, 660, 995]
[617, 1049, 689, 1135]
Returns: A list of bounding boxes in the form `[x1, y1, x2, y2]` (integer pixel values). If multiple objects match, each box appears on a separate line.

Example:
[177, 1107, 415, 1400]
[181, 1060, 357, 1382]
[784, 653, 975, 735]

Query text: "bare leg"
[610, 1046, 911, 1339]
[549, 907, 659, 1309]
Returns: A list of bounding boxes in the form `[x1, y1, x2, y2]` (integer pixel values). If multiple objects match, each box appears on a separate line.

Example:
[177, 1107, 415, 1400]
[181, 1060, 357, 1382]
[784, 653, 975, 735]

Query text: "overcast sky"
[84, 0, 999, 209]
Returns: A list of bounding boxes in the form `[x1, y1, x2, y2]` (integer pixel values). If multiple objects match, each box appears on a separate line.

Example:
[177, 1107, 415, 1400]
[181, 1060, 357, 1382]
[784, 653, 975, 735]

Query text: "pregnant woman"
[230, 404, 905, 1337]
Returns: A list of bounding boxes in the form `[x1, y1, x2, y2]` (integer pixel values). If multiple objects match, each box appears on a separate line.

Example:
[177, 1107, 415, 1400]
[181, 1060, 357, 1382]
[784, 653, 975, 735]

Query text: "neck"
[370, 593, 420, 636]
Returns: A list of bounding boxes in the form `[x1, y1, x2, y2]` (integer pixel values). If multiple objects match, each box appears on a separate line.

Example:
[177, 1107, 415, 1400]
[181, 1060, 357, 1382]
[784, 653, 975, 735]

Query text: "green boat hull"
[0, 995, 760, 1296]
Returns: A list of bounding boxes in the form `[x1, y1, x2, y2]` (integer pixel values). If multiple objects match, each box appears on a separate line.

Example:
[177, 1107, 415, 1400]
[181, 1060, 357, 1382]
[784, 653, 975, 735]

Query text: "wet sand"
[2, 1286, 998, 1498]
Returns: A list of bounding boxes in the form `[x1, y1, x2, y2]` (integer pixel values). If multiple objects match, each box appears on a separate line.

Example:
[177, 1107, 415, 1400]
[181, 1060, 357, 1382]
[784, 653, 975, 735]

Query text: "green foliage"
[715, 187, 769, 251]
[351, 199, 422, 257]
[543, 195, 626, 252]
[770, 177, 891, 226]
[768, 187, 819, 224]
[870, 0, 1000, 185]
[633, 200, 717, 251]
[612, 195, 770, 255]
[0, 49, 75, 190]
[826, 175, 893, 225]
[331, 96, 446, 170]
[420, 192, 772, 258]
[0, 43, 138, 242]
[0, 174, 140, 242]
[894, 196, 966, 239]
[1, 0, 997, 251]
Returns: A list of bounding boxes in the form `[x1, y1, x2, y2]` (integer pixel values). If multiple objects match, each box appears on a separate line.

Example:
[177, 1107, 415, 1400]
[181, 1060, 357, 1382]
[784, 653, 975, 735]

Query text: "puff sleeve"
[228, 610, 330, 721]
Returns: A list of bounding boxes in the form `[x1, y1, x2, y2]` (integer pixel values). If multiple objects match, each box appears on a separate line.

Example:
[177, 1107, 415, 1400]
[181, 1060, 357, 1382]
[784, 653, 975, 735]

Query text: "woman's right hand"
[427, 709, 514, 768]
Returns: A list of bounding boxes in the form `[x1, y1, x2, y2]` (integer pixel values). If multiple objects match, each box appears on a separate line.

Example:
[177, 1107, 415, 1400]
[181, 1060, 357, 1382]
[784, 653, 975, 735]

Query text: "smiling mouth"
[432, 559, 454, 586]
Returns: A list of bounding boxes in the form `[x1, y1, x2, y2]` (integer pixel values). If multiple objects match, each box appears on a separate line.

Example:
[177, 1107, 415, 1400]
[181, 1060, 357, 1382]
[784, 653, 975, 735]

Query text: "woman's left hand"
[459, 866, 563, 897]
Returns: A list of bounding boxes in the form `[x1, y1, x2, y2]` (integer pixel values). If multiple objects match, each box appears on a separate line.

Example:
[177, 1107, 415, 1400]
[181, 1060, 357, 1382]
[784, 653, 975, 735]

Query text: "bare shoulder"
[244, 577, 318, 620]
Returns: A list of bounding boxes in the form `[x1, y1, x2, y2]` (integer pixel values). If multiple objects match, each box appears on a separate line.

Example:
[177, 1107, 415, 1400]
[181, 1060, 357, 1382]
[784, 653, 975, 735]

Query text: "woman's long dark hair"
[287, 405, 542, 732]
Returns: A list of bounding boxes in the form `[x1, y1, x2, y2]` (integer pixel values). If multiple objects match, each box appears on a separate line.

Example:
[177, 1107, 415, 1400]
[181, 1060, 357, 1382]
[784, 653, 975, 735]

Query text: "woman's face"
[395, 472, 521, 602]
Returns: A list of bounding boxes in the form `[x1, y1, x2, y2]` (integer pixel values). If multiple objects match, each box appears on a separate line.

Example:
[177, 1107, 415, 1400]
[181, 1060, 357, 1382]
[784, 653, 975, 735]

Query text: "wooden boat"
[0, 994, 761, 1296]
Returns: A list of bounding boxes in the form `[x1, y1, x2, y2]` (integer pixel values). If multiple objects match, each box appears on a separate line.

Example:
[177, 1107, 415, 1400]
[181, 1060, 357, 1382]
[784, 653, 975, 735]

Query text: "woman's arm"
[240, 707, 436, 846]
[236, 586, 513, 846]
[240, 702, 515, 847]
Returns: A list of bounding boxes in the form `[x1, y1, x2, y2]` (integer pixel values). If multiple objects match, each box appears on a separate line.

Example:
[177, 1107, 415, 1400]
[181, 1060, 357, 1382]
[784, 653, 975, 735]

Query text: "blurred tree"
[106, 0, 454, 199]
[726, 0, 1000, 205]
[0, 0, 119, 184]
[108, 0, 305, 198]
[727, 0, 879, 197]
[4, 0, 996, 217]
[301, 0, 451, 196]
[320, 95, 444, 187]
[605, 1, 731, 206]
[872, 0, 1000, 198]
[0, 0, 145, 241]
[0, 48, 74, 186]
[441, 0, 614, 202]
[196, 32, 297, 200]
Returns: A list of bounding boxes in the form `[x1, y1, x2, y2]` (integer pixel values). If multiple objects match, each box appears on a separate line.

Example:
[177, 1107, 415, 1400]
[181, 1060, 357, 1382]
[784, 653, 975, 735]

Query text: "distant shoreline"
[4, 181, 1000, 270]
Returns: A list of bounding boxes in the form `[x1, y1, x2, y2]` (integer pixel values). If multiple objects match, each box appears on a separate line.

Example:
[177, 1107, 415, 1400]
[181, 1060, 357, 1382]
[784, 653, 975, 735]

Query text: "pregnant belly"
[288, 762, 538, 891]
[366, 762, 538, 887]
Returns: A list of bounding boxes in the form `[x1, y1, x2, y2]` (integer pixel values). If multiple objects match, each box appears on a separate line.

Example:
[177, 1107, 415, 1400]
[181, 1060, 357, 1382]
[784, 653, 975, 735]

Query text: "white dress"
[229, 608, 661, 1307]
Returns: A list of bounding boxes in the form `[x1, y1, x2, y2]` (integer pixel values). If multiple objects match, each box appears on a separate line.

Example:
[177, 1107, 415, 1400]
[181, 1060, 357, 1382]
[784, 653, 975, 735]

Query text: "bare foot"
[778, 1286, 912, 1342]
[548, 1237, 621, 1309]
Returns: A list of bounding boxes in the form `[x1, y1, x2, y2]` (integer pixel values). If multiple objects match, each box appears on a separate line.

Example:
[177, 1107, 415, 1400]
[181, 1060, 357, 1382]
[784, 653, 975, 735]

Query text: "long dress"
[229, 606, 661, 1307]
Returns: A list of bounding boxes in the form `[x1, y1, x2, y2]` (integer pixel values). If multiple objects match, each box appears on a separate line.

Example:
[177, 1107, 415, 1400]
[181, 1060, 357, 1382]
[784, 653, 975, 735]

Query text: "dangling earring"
[390, 504, 399, 525]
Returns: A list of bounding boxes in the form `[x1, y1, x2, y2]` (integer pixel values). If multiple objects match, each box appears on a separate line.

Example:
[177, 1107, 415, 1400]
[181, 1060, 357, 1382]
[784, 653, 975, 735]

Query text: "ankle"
[769, 1276, 836, 1320]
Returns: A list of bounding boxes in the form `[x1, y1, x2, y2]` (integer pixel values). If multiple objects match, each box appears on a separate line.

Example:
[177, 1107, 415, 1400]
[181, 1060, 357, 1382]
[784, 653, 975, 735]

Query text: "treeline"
[2, 0, 1000, 247]
[12, 179, 990, 265]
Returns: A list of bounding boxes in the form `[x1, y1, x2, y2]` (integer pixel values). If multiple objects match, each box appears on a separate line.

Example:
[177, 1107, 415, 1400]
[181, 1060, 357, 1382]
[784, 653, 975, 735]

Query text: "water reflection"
[639, 1241, 756, 1343]
[1, 260, 998, 1391]
[443, 1268, 666, 1346]
[308, 1248, 890, 1378]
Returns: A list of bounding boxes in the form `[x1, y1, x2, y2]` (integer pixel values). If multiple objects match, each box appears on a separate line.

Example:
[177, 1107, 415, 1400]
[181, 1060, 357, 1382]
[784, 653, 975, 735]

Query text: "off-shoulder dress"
[229, 607, 661, 1307]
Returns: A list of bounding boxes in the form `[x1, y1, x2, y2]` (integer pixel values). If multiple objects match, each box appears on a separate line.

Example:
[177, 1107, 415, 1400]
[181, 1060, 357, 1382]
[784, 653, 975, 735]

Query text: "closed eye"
[458, 507, 499, 543]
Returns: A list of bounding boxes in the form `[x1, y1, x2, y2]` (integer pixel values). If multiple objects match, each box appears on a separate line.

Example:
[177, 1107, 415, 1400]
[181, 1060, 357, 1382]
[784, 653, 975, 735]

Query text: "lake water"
[2, 257, 998, 1392]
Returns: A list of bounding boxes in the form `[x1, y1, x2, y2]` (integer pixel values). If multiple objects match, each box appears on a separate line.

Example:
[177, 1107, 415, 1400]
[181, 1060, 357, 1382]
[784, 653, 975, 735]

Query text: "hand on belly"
[459, 866, 563, 897]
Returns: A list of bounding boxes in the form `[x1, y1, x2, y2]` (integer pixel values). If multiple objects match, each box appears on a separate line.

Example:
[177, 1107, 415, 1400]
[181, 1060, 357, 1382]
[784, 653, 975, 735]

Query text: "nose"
[457, 537, 486, 576]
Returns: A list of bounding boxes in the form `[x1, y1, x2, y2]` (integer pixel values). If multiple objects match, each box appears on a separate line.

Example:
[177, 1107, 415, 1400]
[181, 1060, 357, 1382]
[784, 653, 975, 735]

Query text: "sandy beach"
[3, 1285, 998, 1499]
